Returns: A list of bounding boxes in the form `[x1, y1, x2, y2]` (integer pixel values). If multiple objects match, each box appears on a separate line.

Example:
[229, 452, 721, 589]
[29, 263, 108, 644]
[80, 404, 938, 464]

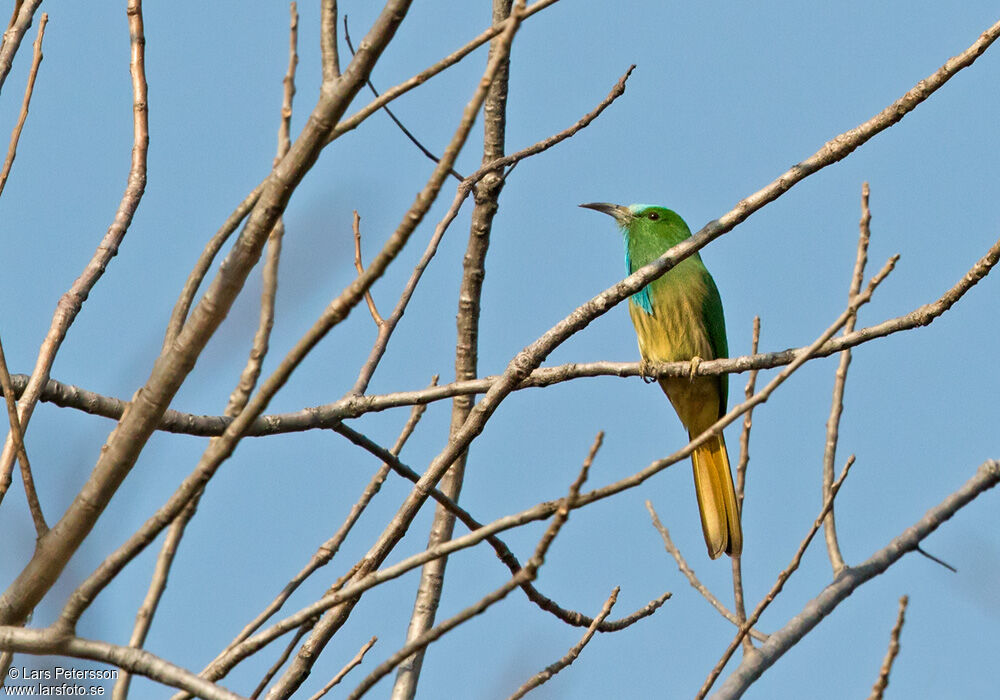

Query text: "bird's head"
[579, 202, 691, 244]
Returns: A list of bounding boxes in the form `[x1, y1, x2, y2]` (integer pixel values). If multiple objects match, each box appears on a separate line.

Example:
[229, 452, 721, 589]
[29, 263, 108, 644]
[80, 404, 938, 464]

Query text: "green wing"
[701, 271, 729, 415]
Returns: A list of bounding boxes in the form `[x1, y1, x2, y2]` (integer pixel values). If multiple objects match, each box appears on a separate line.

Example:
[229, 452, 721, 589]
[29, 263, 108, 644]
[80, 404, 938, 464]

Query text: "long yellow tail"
[690, 433, 742, 559]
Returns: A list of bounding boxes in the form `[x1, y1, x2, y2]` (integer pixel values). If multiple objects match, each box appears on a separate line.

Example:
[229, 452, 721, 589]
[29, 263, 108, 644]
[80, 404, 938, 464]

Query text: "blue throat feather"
[623, 232, 653, 315]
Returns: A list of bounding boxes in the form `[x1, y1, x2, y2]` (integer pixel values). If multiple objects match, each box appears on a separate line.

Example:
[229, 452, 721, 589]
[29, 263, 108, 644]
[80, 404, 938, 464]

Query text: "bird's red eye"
[648, 212, 659, 220]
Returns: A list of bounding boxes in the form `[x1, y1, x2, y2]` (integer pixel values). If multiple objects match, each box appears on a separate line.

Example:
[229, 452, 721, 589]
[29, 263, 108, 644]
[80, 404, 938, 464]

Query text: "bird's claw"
[639, 359, 657, 384]
[688, 356, 702, 382]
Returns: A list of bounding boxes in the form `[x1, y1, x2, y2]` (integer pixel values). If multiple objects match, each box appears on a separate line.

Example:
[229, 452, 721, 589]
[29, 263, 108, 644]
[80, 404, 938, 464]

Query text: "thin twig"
[352, 211, 383, 326]
[647, 502, 767, 642]
[714, 462, 1000, 699]
[328, 0, 562, 142]
[348, 62, 634, 397]
[823, 182, 872, 575]
[0, 11, 46, 200]
[344, 423, 593, 700]
[250, 625, 310, 699]
[731, 315, 760, 651]
[697, 456, 857, 700]
[0, 0, 148, 510]
[343, 15, 463, 181]
[162, 182, 265, 348]
[332, 423, 665, 632]
[0, 333, 44, 536]
[308, 636, 376, 700]
[218, 378, 435, 659]
[506, 587, 619, 700]
[868, 595, 909, 700]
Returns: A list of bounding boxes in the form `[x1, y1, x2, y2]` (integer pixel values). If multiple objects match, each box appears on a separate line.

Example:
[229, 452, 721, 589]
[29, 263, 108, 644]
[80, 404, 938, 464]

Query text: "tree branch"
[823, 182, 872, 575]
[505, 587, 618, 700]
[647, 502, 767, 642]
[867, 595, 908, 700]
[731, 315, 760, 652]
[0, 626, 245, 700]
[392, 2, 513, 696]
[712, 462, 999, 699]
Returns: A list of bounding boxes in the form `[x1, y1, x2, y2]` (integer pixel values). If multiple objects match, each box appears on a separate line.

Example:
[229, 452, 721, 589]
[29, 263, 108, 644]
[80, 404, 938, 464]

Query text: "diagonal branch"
[0, 11, 46, 200]
[343, 15, 463, 182]
[344, 425, 593, 700]
[506, 587, 618, 700]
[0, 0, 42, 96]
[347, 62, 634, 397]
[0, 0, 148, 507]
[699, 456, 857, 699]
[0, 332, 44, 537]
[712, 462, 999, 699]
[0, 0, 416, 631]
[647, 502, 767, 642]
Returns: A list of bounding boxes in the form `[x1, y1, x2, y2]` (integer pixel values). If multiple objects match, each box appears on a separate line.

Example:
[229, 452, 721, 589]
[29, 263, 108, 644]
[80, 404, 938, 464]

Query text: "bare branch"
[352, 211, 383, 326]
[0, 0, 42, 95]
[162, 182, 265, 349]
[698, 456, 857, 699]
[731, 315, 760, 651]
[506, 587, 619, 700]
[332, 424, 666, 633]
[220, 380, 434, 659]
[646, 502, 767, 642]
[392, 3, 514, 696]
[250, 625, 310, 700]
[0, 332, 44, 536]
[308, 636, 376, 700]
[0, 0, 417, 631]
[713, 462, 1000, 699]
[348, 62, 634, 397]
[344, 420, 592, 700]
[0, 626, 244, 700]
[823, 182, 872, 575]
[0, 0, 148, 509]
[0, 12, 46, 200]
[868, 595, 909, 700]
[343, 15, 463, 181]
[320, 0, 339, 83]
[328, 0, 562, 142]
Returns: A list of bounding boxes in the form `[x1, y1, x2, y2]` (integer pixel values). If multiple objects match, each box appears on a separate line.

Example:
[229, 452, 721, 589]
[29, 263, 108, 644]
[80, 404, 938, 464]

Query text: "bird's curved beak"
[579, 202, 633, 226]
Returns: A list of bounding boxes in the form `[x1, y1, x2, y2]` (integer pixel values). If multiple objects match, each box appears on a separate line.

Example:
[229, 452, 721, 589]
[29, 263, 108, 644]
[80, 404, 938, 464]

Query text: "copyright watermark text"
[5, 666, 117, 696]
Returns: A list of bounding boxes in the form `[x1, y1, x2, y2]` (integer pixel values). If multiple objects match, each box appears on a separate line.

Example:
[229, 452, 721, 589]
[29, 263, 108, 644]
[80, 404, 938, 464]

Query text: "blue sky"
[1, 2, 998, 698]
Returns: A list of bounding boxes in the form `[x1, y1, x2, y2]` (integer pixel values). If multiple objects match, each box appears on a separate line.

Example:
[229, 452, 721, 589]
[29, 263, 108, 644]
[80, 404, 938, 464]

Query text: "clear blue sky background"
[1, 2, 998, 698]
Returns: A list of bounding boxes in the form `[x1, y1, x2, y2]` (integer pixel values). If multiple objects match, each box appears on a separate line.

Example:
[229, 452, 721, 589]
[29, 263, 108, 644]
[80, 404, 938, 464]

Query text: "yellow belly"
[628, 292, 720, 432]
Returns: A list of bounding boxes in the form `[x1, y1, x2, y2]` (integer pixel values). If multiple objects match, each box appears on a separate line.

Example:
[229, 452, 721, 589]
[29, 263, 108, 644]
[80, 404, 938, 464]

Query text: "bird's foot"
[639, 358, 657, 384]
[688, 356, 702, 382]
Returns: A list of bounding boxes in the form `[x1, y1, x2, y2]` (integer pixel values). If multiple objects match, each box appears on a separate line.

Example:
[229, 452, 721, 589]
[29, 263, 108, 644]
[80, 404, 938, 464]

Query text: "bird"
[580, 202, 742, 559]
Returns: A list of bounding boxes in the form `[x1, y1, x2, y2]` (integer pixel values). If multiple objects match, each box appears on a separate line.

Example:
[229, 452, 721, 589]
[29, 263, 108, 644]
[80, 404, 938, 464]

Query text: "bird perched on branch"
[581, 202, 742, 559]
